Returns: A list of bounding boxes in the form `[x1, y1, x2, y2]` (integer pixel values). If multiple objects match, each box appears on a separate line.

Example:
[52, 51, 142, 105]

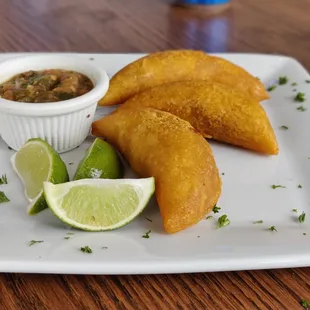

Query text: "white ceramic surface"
[0, 55, 109, 153]
[0, 52, 309, 275]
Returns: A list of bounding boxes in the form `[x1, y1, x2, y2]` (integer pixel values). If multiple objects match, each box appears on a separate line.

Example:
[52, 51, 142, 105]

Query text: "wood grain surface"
[0, 0, 310, 309]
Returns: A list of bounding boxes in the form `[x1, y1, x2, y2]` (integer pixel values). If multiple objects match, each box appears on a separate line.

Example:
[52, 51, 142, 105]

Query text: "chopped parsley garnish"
[81, 246, 92, 253]
[206, 215, 214, 220]
[291, 82, 297, 86]
[306, 80, 310, 84]
[0, 174, 8, 184]
[299, 212, 306, 223]
[0, 191, 9, 203]
[280, 125, 288, 130]
[145, 217, 152, 222]
[29, 240, 43, 246]
[142, 230, 151, 239]
[253, 220, 263, 224]
[301, 299, 309, 308]
[267, 85, 277, 92]
[271, 185, 286, 189]
[268, 226, 277, 232]
[292, 208, 298, 212]
[295, 92, 306, 102]
[298, 184, 302, 188]
[212, 205, 221, 213]
[67, 232, 74, 235]
[217, 214, 230, 229]
[278, 76, 288, 85]
[297, 105, 307, 112]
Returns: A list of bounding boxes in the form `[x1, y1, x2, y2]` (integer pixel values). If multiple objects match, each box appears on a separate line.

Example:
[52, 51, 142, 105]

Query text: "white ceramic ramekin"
[0, 54, 109, 153]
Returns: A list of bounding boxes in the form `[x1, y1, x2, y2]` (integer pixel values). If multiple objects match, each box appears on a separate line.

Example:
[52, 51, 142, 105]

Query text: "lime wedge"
[11, 138, 69, 215]
[73, 138, 123, 180]
[43, 177, 155, 231]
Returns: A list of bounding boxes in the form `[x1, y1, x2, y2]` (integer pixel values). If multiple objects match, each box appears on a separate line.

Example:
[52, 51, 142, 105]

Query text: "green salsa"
[0, 69, 94, 103]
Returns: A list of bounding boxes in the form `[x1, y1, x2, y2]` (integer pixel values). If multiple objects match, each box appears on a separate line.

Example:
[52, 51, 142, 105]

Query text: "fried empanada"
[99, 49, 269, 106]
[92, 107, 222, 234]
[121, 81, 279, 155]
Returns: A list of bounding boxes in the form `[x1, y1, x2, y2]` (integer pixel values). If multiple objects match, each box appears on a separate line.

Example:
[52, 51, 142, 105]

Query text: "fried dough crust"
[122, 81, 278, 155]
[99, 50, 269, 106]
[92, 107, 222, 233]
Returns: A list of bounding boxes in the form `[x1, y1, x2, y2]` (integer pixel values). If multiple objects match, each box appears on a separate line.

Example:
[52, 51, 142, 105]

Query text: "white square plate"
[0, 53, 309, 275]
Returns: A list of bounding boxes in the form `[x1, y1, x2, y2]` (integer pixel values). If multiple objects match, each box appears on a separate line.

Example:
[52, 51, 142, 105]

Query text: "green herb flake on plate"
[299, 212, 306, 223]
[213, 205, 221, 213]
[295, 92, 306, 102]
[297, 105, 307, 112]
[271, 185, 286, 189]
[29, 240, 43, 246]
[268, 226, 277, 232]
[0, 174, 8, 185]
[81, 246, 92, 253]
[279, 76, 288, 85]
[267, 85, 277, 92]
[142, 230, 151, 239]
[217, 214, 230, 229]
[0, 191, 9, 203]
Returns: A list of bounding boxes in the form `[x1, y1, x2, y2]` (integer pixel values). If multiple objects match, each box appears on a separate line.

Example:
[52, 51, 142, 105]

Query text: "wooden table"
[0, 0, 310, 309]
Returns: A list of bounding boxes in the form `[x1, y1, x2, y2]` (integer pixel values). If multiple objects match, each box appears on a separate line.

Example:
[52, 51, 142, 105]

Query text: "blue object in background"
[170, 0, 232, 52]
[181, 0, 230, 4]
[181, 17, 230, 52]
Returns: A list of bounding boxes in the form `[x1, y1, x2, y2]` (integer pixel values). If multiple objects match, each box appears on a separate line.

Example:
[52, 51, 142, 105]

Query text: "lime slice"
[11, 138, 69, 215]
[73, 138, 123, 181]
[43, 177, 155, 231]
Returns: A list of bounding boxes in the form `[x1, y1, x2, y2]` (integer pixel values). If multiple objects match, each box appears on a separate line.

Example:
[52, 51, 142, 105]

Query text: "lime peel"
[10, 140, 53, 201]
[73, 138, 123, 181]
[43, 177, 155, 231]
[11, 138, 69, 215]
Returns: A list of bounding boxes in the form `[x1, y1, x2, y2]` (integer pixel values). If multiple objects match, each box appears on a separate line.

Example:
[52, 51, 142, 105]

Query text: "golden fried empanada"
[121, 81, 279, 155]
[92, 107, 222, 234]
[99, 49, 269, 106]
